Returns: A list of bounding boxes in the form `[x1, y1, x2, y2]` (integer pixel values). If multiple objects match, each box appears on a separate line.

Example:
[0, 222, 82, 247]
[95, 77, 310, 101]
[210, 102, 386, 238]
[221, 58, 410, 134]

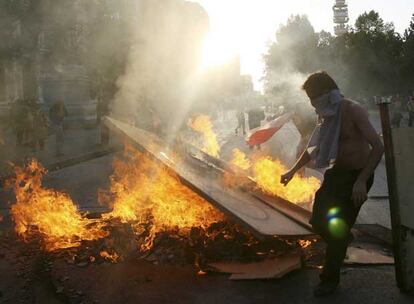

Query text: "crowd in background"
[361, 93, 414, 128]
[3, 99, 68, 156]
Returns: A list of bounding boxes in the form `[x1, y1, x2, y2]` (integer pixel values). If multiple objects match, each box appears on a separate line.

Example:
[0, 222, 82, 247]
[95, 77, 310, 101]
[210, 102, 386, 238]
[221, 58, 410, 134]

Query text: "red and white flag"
[246, 113, 291, 146]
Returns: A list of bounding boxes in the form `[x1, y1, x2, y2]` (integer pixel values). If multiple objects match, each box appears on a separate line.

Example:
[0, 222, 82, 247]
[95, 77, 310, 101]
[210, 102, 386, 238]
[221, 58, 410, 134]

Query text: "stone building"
[0, 0, 96, 125]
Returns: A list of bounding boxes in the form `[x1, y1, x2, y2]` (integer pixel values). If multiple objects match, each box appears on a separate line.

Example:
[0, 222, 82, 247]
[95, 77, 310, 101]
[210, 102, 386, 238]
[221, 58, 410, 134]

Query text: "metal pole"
[377, 100, 406, 290]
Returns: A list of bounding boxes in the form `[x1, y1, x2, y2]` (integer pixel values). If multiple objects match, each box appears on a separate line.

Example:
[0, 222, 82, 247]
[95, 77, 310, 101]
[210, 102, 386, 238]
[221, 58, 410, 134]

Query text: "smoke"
[112, 0, 209, 138]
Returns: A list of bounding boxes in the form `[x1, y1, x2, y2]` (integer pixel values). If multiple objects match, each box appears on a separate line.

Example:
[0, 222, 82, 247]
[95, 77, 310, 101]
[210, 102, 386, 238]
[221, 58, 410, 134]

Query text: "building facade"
[0, 0, 96, 125]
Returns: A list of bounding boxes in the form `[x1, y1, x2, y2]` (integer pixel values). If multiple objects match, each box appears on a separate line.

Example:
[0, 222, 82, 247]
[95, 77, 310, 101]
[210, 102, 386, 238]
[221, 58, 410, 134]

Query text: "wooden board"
[207, 253, 302, 280]
[252, 192, 312, 231]
[179, 139, 313, 229]
[103, 117, 312, 237]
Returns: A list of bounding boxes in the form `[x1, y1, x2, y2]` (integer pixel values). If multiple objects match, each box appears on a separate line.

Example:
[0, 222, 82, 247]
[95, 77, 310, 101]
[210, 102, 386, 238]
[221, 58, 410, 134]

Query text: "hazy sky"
[194, 0, 414, 90]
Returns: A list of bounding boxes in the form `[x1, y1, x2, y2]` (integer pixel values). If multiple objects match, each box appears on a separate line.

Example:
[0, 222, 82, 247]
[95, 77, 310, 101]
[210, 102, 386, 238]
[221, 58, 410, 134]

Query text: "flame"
[299, 239, 312, 248]
[229, 150, 320, 204]
[103, 145, 224, 251]
[100, 250, 119, 262]
[252, 157, 320, 204]
[9, 160, 108, 251]
[230, 148, 251, 170]
[188, 115, 220, 157]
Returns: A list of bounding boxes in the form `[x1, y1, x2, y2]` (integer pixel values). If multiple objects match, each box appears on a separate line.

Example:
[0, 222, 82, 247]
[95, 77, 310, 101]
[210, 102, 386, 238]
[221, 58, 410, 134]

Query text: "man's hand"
[352, 179, 368, 208]
[281, 170, 295, 186]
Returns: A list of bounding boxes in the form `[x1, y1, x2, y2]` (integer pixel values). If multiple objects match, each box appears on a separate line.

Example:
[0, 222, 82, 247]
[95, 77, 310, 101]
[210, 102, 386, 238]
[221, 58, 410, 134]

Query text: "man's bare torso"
[335, 99, 372, 170]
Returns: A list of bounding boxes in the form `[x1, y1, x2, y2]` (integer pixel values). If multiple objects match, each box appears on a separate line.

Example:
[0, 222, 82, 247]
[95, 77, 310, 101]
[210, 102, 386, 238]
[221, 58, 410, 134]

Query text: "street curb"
[45, 146, 120, 172]
[0, 146, 120, 188]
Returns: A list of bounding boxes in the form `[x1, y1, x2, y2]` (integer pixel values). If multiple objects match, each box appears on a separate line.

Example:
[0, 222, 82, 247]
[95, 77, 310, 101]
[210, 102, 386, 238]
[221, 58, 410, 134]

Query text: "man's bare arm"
[280, 150, 311, 185]
[352, 105, 384, 205]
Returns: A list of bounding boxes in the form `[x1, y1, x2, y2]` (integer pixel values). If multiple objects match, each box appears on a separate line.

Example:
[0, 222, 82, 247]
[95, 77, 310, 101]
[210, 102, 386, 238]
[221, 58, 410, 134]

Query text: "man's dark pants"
[310, 167, 374, 284]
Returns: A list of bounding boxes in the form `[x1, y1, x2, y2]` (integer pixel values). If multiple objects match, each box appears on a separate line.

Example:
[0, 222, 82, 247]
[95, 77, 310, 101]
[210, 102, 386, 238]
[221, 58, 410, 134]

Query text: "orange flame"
[100, 250, 119, 262]
[229, 150, 320, 205]
[299, 240, 312, 248]
[9, 160, 108, 251]
[103, 145, 224, 251]
[230, 148, 251, 170]
[252, 157, 320, 204]
[188, 115, 220, 157]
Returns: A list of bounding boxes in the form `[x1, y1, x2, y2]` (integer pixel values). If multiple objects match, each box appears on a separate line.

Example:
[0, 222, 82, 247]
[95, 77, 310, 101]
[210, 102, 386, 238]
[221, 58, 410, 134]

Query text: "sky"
[194, 0, 414, 91]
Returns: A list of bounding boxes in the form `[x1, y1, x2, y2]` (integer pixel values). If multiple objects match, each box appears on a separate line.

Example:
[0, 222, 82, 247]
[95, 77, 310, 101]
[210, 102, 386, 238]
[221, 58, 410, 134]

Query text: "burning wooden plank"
[103, 116, 313, 237]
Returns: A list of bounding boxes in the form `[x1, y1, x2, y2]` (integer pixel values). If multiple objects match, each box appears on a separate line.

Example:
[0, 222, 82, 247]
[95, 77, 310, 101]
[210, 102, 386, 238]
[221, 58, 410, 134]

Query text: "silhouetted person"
[247, 108, 265, 150]
[391, 95, 403, 128]
[49, 100, 68, 156]
[407, 95, 414, 127]
[235, 111, 246, 135]
[27, 99, 48, 152]
[9, 99, 29, 146]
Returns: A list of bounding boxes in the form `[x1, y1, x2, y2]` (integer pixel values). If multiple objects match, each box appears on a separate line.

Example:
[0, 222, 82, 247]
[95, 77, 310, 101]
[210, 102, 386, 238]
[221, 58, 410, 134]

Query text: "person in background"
[9, 99, 29, 146]
[247, 107, 265, 150]
[28, 99, 48, 152]
[407, 93, 414, 127]
[391, 95, 403, 128]
[235, 110, 246, 135]
[49, 100, 68, 156]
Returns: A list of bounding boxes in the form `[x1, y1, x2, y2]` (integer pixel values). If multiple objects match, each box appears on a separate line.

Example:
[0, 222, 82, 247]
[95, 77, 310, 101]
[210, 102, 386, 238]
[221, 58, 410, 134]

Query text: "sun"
[200, 32, 239, 69]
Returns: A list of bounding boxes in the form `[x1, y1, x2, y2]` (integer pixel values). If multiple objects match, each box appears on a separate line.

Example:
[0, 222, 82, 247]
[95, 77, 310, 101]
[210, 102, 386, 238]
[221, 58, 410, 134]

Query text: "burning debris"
[187, 115, 320, 206]
[6, 146, 303, 269]
[100, 144, 224, 251]
[4, 116, 322, 280]
[8, 160, 108, 251]
[229, 148, 320, 206]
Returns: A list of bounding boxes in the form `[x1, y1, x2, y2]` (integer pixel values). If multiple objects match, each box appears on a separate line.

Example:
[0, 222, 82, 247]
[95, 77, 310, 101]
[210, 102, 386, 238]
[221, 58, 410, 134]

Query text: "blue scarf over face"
[307, 89, 343, 168]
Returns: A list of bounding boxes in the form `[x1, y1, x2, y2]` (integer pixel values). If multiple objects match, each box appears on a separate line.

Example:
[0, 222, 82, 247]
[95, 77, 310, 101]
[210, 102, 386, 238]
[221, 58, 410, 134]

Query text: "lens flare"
[327, 207, 341, 219]
[328, 218, 348, 239]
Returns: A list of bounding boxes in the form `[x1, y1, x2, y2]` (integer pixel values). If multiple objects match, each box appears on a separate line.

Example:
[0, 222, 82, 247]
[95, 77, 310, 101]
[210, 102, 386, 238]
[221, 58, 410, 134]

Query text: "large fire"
[102, 145, 224, 250]
[8, 146, 223, 252]
[188, 115, 220, 157]
[9, 160, 108, 251]
[230, 150, 320, 205]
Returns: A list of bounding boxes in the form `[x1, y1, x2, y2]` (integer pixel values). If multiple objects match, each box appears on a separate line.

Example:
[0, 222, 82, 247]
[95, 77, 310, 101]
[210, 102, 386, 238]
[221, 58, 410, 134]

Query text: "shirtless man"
[281, 72, 384, 296]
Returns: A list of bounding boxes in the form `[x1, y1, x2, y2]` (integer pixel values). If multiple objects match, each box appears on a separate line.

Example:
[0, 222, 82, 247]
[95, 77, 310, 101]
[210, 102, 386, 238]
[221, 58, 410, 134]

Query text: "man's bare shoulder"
[342, 99, 369, 120]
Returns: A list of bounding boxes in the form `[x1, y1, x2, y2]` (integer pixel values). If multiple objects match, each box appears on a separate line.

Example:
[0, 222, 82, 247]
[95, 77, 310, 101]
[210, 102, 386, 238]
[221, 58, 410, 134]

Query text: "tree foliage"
[264, 11, 414, 98]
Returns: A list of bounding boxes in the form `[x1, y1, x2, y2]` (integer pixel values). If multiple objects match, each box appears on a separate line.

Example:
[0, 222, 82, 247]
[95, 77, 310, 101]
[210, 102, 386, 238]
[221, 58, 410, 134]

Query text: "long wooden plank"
[178, 139, 313, 229]
[103, 117, 312, 237]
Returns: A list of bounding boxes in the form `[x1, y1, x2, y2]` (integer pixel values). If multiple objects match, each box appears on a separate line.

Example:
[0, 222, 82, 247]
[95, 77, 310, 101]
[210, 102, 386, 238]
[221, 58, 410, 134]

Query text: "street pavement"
[0, 127, 104, 174]
[0, 114, 412, 303]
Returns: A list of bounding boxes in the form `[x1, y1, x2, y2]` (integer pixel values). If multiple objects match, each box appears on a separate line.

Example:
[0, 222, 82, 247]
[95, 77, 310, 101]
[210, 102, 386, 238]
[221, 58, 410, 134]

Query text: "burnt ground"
[0, 229, 411, 304]
[0, 154, 413, 304]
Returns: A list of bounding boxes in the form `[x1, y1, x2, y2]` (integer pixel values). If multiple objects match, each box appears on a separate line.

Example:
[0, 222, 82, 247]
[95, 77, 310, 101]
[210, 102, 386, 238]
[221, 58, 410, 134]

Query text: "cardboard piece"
[345, 247, 394, 265]
[207, 253, 301, 280]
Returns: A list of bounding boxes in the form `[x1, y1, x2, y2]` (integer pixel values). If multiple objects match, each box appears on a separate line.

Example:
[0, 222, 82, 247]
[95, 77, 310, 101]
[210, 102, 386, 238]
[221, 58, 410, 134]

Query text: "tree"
[401, 14, 414, 91]
[263, 15, 318, 97]
[263, 10, 411, 99]
[345, 10, 403, 95]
